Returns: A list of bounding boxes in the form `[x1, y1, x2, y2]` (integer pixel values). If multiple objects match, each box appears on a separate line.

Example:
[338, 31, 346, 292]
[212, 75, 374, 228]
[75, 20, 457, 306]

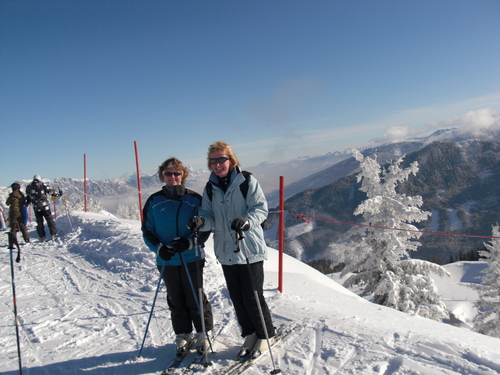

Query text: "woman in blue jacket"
[142, 157, 213, 354]
[192, 141, 275, 359]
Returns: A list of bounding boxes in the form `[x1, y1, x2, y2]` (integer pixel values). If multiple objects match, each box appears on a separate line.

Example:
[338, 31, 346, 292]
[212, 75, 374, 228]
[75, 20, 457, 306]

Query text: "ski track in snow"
[1, 212, 500, 375]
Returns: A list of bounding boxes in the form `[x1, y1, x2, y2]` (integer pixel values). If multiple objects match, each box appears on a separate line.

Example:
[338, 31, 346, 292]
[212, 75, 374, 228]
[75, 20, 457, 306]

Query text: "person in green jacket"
[6, 182, 30, 243]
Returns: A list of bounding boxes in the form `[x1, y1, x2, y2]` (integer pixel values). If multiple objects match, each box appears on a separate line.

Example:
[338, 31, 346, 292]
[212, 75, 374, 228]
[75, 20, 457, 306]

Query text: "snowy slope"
[1, 212, 500, 375]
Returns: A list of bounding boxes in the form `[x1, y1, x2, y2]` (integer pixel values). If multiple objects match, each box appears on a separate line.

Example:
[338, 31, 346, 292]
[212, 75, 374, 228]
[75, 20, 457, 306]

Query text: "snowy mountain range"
[0, 150, 353, 217]
[1, 211, 499, 374]
[3, 124, 500, 267]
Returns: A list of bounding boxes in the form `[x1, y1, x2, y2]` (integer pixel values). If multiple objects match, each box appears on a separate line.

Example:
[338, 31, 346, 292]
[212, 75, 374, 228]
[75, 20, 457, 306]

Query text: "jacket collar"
[209, 166, 242, 187]
[161, 184, 187, 199]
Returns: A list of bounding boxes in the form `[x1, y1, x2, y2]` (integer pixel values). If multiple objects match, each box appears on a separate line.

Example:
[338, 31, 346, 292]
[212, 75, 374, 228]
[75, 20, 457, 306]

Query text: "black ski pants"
[222, 261, 275, 339]
[34, 209, 57, 238]
[158, 259, 213, 335]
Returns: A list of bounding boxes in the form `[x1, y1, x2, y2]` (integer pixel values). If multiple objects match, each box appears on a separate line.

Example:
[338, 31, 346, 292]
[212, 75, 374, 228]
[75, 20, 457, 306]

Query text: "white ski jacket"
[199, 167, 268, 266]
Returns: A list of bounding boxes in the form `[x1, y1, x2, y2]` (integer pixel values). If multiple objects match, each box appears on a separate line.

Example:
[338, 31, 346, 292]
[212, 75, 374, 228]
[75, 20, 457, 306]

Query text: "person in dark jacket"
[26, 175, 59, 241]
[190, 141, 275, 359]
[6, 182, 30, 243]
[142, 157, 213, 354]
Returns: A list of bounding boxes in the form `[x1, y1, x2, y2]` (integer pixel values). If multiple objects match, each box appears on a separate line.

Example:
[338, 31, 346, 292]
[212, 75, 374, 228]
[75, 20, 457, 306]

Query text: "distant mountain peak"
[293, 155, 311, 161]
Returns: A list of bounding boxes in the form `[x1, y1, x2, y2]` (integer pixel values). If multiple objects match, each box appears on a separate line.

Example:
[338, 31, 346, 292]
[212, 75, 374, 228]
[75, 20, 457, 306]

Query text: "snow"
[1, 211, 500, 374]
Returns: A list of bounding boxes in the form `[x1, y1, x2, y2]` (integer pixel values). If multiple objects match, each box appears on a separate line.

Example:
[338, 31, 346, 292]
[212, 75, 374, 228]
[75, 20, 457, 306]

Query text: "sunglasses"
[163, 171, 182, 177]
[210, 156, 229, 164]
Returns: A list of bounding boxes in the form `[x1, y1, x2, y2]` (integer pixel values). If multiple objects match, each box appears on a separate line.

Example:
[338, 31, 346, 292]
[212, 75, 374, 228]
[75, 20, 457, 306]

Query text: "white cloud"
[373, 92, 500, 143]
[229, 91, 500, 167]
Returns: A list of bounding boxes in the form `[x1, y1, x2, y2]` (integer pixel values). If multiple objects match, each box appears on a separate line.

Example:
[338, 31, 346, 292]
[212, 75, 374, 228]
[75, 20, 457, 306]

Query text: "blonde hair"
[158, 157, 189, 184]
[207, 141, 241, 171]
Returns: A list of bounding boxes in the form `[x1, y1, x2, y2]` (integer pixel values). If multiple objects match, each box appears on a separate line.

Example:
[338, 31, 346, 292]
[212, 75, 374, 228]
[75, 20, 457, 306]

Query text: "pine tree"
[117, 204, 141, 220]
[472, 226, 500, 338]
[68, 197, 103, 213]
[334, 149, 449, 321]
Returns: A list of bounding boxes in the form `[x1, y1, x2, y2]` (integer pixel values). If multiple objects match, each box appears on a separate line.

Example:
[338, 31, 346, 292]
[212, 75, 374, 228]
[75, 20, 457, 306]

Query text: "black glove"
[170, 237, 193, 253]
[188, 216, 205, 231]
[157, 243, 175, 261]
[231, 218, 250, 231]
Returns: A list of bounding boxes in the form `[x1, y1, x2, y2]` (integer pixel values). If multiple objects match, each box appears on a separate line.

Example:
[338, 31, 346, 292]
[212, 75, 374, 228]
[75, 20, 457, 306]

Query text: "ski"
[162, 326, 222, 374]
[181, 326, 224, 374]
[215, 322, 297, 375]
[160, 341, 194, 374]
[181, 352, 214, 374]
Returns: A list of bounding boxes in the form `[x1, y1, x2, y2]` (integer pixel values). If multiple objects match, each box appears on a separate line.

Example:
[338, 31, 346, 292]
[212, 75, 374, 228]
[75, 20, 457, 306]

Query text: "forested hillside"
[270, 139, 500, 265]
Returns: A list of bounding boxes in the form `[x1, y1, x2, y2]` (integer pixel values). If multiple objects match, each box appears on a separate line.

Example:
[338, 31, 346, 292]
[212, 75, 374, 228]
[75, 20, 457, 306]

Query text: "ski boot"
[194, 330, 213, 354]
[249, 337, 275, 359]
[237, 332, 258, 358]
[175, 333, 193, 355]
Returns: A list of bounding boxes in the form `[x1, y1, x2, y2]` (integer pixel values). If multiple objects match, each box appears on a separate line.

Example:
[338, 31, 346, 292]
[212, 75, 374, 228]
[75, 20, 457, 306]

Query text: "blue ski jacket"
[198, 167, 268, 266]
[142, 185, 209, 266]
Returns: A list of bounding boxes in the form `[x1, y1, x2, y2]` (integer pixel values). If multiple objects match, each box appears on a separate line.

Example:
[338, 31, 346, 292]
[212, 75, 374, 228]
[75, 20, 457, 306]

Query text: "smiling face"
[210, 151, 232, 178]
[206, 141, 240, 176]
[158, 158, 189, 185]
[162, 167, 183, 187]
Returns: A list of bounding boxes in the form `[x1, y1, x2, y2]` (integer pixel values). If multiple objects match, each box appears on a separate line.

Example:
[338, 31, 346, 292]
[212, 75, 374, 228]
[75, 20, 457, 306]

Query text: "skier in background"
[26, 175, 60, 241]
[6, 182, 30, 243]
[22, 204, 29, 227]
[141, 157, 213, 355]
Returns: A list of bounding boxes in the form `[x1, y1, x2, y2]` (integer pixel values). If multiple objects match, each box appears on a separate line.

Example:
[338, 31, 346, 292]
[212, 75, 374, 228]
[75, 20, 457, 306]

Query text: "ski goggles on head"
[210, 157, 229, 164]
[163, 171, 182, 177]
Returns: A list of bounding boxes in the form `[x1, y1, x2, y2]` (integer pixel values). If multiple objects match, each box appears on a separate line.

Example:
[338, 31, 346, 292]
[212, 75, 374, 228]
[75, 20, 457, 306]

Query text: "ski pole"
[235, 230, 281, 375]
[137, 264, 166, 359]
[7, 232, 23, 375]
[179, 251, 214, 357]
[192, 232, 212, 366]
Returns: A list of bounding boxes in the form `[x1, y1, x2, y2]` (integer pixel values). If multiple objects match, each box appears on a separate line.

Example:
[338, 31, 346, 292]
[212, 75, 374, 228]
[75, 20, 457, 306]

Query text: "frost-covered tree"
[67, 196, 103, 213]
[117, 204, 131, 219]
[334, 149, 449, 321]
[472, 225, 500, 337]
[117, 204, 141, 220]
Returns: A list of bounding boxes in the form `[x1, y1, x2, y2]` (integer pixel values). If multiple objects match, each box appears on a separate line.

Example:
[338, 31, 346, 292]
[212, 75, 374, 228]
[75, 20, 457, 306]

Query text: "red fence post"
[278, 176, 284, 293]
[134, 141, 144, 222]
[51, 189, 57, 219]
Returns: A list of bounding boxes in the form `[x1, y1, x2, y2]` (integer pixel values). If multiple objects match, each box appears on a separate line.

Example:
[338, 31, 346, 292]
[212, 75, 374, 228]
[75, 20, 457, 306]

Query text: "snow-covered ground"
[1, 211, 499, 375]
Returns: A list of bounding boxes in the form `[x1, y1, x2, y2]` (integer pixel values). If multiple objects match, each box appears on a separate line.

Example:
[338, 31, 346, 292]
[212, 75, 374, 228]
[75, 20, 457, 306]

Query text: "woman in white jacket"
[192, 141, 275, 359]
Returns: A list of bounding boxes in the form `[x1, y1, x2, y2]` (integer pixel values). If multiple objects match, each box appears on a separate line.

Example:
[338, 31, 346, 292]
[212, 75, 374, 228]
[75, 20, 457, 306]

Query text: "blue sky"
[2, 0, 500, 187]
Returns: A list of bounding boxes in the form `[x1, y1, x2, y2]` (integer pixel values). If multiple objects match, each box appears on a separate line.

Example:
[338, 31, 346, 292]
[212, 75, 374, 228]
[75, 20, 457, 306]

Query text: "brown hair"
[206, 141, 240, 171]
[158, 157, 189, 184]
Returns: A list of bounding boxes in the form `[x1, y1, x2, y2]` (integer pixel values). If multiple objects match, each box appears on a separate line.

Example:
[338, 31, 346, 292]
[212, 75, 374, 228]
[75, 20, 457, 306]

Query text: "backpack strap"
[239, 171, 251, 200]
[205, 181, 213, 201]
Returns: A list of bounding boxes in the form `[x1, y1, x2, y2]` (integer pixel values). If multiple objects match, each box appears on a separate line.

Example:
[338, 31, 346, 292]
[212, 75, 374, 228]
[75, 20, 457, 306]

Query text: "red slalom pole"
[278, 176, 284, 293]
[134, 141, 144, 222]
[51, 187, 57, 219]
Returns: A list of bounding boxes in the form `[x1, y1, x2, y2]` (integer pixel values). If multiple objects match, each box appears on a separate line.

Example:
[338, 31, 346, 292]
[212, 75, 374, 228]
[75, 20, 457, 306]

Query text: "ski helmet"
[34, 174, 41, 181]
[11, 182, 21, 190]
